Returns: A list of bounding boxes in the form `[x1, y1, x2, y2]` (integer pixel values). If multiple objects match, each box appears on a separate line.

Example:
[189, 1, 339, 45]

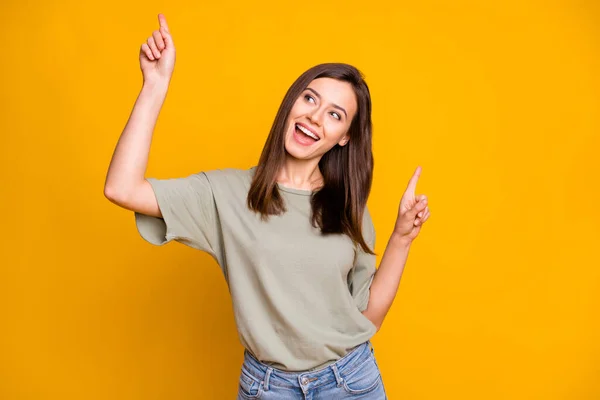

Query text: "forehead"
[306, 77, 357, 114]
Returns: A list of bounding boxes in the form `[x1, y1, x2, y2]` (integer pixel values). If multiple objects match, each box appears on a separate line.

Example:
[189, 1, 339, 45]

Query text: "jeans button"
[302, 377, 309, 385]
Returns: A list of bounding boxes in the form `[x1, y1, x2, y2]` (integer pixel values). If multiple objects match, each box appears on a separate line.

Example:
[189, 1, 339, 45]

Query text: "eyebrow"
[306, 87, 348, 119]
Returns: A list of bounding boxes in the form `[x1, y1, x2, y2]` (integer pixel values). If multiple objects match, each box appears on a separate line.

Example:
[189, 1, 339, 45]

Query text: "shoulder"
[362, 205, 374, 228]
[203, 166, 255, 184]
[362, 205, 376, 243]
[202, 165, 256, 194]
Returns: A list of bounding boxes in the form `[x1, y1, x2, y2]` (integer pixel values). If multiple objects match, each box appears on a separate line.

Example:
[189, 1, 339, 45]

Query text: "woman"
[104, 14, 430, 399]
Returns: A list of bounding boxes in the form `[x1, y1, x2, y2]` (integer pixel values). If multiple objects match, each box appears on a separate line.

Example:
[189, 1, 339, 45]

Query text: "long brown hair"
[247, 63, 375, 255]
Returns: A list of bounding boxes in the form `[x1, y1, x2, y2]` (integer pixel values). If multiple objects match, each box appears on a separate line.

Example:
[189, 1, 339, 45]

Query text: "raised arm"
[103, 13, 176, 218]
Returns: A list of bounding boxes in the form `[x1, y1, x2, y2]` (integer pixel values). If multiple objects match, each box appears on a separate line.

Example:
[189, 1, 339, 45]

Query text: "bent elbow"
[104, 184, 128, 206]
[104, 184, 119, 202]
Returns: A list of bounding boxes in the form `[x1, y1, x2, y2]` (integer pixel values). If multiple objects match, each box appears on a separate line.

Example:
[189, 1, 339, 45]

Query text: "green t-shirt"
[134, 166, 377, 371]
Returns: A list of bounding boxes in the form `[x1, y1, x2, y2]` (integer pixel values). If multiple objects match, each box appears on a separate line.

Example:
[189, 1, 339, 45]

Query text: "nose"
[307, 106, 324, 126]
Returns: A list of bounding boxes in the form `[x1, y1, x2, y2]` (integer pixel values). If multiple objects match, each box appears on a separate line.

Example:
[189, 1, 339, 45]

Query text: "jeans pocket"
[238, 368, 263, 399]
[341, 358, 382, 395]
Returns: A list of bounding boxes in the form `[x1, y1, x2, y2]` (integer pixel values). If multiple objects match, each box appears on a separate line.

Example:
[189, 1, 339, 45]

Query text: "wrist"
[390, 231, 413, 249]
[142, 78, 170, 92]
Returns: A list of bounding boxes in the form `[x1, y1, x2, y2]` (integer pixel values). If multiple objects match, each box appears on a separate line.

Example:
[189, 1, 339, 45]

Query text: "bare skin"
[103, 14, 432, 333]
[103, 13, 175, 218]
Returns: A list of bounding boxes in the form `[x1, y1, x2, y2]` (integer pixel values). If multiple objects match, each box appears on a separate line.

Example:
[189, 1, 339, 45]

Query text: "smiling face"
[284, 77, 358, 161]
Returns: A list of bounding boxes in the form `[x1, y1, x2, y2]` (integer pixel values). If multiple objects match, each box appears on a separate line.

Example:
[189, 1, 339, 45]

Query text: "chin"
[284, 144, 312, 161]
[282, 127, 308, 160]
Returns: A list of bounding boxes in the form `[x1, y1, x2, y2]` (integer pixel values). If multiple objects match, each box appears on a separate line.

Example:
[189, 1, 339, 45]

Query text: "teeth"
[297, 124, 319, 140]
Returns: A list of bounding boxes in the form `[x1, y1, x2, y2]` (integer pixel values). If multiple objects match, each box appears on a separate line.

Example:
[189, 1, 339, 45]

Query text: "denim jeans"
[237, 340, 387, 399]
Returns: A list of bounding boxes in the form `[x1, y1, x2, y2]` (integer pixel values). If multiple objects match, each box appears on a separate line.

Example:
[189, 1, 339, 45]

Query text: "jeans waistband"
[241, 341, 374, 392]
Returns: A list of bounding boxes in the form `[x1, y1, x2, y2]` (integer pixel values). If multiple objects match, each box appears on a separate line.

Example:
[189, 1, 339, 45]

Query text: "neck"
[277, 156, 324, 191]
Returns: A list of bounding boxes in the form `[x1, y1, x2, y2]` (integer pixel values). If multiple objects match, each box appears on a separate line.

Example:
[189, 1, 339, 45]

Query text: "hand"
[139, 13, 176, 85]
[393, 166, 431, 242]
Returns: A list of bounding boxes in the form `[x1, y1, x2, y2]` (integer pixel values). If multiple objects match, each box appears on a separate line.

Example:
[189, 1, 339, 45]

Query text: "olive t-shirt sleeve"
[133, 172, 224, 266]
[348, 207, 377, 312]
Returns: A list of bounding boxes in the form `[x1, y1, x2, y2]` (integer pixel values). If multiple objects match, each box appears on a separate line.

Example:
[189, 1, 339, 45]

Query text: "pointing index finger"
[406, 165, 422, 195]
[158, 13, 170, 33]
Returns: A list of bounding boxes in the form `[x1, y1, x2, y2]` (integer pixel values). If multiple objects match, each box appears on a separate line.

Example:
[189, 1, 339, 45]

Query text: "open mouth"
[295, 123, 320, 141]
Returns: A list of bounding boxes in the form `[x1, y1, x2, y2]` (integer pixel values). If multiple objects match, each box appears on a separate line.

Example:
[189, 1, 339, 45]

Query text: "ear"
[338, 135, 350, 147]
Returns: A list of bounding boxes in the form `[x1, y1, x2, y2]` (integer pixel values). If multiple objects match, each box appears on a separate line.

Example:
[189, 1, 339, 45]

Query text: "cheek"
[286, 104, 301, 125]
[325, 121, 349, 141]
[290, 99, 309, 115]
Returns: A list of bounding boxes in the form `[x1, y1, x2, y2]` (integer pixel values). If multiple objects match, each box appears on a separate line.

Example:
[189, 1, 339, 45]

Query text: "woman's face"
[284, 77, 357, 161]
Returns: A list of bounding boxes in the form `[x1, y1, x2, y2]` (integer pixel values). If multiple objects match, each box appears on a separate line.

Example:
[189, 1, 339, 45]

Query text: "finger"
[158, 13, 170, 33]
[415, 195, 427, 217]
[147, 36, 161, 59]
[141, 43, 155, 60]
[418, 205, 429, 218]
[405, 166, 422, 196]
[409, 196, 427, 218]
[152, 30, 165, 51]
[415, 209, 430, 226]
[421, 209, 430, 223]
[160, 26, 172, 45]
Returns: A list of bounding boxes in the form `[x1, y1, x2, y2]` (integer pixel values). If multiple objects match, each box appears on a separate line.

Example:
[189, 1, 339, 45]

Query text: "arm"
[104, 14, 176, 218]
[361, 233, 412, 331]
[103, 80, 169, 217]
[361, 166, 431, 331]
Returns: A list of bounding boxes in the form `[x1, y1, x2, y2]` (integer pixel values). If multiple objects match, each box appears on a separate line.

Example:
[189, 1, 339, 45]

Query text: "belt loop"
[330, 363, 344, 387]
[263, 367, 273, 391]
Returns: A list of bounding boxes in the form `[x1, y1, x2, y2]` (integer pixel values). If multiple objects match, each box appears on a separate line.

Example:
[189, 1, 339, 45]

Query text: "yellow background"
[1, 0, 599, 398]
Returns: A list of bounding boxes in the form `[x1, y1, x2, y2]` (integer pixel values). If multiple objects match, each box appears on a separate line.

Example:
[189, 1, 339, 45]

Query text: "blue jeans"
[237, 340, 387, 399]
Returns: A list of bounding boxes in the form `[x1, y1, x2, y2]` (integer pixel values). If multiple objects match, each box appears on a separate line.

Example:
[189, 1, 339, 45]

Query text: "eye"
[330, 112, 341, 120]
[304, 94, 315, 103]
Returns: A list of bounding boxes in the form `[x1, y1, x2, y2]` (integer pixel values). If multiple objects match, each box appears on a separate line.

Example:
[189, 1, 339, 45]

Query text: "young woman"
[104, 14, 430, 400]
